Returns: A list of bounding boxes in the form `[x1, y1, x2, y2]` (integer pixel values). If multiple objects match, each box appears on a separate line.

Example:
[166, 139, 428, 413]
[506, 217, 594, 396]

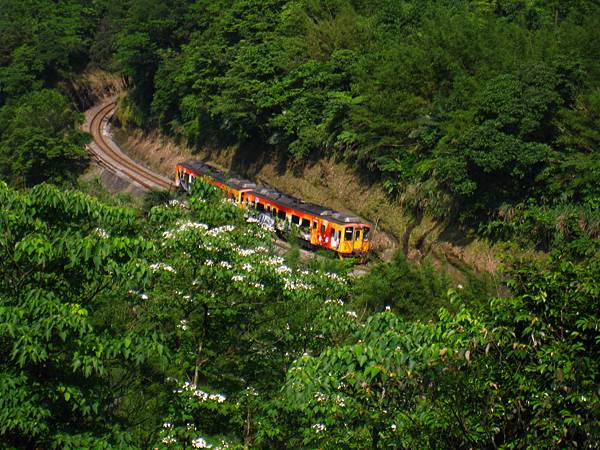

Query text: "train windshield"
[363, 227, 370, 241]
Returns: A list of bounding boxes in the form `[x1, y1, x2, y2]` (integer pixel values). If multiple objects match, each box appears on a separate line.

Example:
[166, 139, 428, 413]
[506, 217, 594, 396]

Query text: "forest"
[0, 0, 599, 448]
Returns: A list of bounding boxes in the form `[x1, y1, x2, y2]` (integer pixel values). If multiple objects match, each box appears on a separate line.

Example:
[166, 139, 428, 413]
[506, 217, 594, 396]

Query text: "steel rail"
[87, 101, 173, 190]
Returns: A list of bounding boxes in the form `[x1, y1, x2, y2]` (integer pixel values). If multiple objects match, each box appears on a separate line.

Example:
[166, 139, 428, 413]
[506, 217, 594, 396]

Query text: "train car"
[175, 160, 371, 256]
[176, 160, 257, 202]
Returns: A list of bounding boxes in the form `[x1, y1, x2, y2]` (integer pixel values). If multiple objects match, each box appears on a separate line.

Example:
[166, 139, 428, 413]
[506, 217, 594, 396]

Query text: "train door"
[310, 219, 319, 245]
[342, 226, 354, 254]
[362, 226, 371, 252]
[353, 228, 363, 252]
[318, 223, 328, 247]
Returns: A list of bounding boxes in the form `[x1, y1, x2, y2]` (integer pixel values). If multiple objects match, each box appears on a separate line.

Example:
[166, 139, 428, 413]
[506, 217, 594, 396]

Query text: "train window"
[278, 210, 286, 220]
[266, 205, 270, 212]
[363, 227, 370, 241]
[354, 229, 361, 241]
[331, 230, 340, 248]
[312, 221, 317, 229]
[291, 215, 300, 225]
[257, 203, 265, 212]
[344, 227, 354, 241]
[320, 224, 326, 234]
[300, 219, 310, 229]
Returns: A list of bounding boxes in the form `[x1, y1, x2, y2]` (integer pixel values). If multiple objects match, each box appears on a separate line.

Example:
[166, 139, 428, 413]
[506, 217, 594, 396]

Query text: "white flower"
[200, 243, 215, 251]
[207, 225, 235, 236]
[178, 319, 189, 331]
[93, 227, 109, 239]
[391, 424, 397, 431]
[312, 423, 326, 433]
[241, 263, 253, 271]
[219, 261, 232, 269]
[168, 199, 186, 208]
[314, 392, 327, 403]
[457, 284, 464, 290]
[209, 393, 226, 403]
[191, 436, 212, 448]
[182, 381, 195, 390]
[346, 310, 358, 319]
[162, 436, 176, 444]
[232, 274, 244, 282]
[194, 389, 208, 401]
[265, 256, 285, 266]
[325, 298, 344, 306]
[275, 265, 291, 274]
[284, 279, 311, 291]
[385, 305, 391, 311]
[162, 422, 173, 429]
[128, 289, 149, 300]
[325, 272, 343, 282]
[149, 262, 176, 273]
[334, 395, 345, 407]
[178, 221, 209, 232]
[237, 248, 256, 256]
[204, 259, 214, 266]
[252, 282, 264, 290]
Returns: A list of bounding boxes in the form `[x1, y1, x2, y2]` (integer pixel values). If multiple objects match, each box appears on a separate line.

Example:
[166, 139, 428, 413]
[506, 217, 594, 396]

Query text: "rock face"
[64, 70, 124, 112]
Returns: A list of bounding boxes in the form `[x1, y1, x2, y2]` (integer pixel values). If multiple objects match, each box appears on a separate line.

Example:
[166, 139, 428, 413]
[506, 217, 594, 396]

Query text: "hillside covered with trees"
[1, 0, 599, 448]
[112, 0, 600, 255]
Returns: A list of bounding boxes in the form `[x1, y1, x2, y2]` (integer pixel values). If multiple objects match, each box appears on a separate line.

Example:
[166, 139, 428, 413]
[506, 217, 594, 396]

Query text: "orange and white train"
[176, 160, 371, 256]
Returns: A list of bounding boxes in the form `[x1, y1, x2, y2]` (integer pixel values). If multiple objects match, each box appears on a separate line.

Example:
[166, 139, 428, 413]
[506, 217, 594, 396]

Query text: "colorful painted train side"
[176, 160, 371, 256]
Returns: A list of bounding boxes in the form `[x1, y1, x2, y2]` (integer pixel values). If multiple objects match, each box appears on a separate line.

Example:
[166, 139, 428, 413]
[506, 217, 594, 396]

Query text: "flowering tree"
[137, 185, 357, 448]
[0, 180, 360, 448]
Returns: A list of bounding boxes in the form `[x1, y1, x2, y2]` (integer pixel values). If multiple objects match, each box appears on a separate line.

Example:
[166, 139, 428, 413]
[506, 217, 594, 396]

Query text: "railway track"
[84, 99, 173, 191]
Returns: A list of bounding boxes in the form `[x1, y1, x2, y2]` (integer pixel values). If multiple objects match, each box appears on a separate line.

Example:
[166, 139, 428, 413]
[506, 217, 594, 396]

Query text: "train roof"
[179, 160, 257, 190]
[249, 187, 366, 225]
[178, 160, 369, 226]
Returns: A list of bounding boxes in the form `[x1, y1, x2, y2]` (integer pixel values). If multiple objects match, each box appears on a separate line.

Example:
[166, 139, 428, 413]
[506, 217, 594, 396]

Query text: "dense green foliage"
[351, 252, 492, 320]
[111, 0, 600, 250]
[2, 180, 598, 448]
[0, 0, 98, 186]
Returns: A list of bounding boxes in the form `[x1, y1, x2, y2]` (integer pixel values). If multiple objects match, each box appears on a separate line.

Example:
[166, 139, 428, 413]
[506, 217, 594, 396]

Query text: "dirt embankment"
[110, 104, 504, 274]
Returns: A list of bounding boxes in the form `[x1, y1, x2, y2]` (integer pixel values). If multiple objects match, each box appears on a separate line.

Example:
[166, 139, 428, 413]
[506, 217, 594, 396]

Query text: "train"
[175, 160, 371, 256]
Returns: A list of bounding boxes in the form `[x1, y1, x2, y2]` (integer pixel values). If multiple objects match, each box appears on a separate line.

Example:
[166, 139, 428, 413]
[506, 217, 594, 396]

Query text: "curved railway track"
[84, 99, 173, 190]
[83, 98, 370, 273]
